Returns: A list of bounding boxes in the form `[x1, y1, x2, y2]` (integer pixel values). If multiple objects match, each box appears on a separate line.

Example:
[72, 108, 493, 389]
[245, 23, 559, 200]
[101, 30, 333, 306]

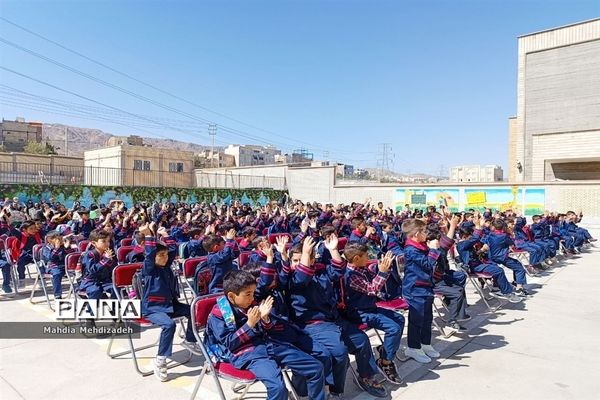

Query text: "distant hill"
[43, 123, 216, 157]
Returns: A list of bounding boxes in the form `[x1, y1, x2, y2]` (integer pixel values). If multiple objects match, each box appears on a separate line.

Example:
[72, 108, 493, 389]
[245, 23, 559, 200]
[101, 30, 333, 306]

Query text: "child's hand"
[104, 249, 114, 259]
[379, 251, 394, 273]
[157, 227, 168, 238]
[324, 233, 339, 251]
[263, 243, 274, 260]
[366, 226, 375, 237]
[427, 239, 440, 250]
[225, 228, 236, 240]
[259, 296, 274, 320]
[274, 236, 288, 254]
[300, 219, 309, 233]
[139, 223, 152, 236]
[450, 214, 461, 227]
[302, 236, 316, 255]
[246, 306, 261, 328]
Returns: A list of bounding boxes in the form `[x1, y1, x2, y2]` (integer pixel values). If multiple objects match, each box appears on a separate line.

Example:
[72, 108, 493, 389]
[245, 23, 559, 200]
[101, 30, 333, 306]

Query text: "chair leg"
[283, 369, 300, 400]
[467, 275, 498, 313]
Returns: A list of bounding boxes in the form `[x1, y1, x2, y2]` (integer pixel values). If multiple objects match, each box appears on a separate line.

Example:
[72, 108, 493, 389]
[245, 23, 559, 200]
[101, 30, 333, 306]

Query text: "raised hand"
[104, 248, 114, 259]
[324, 233, 339, 251]
[246, 306, 261, 328]
[259, 296, 274, 320]
[302, 236, 316, 255]
[226, 228, 236, 240]
[274, 236, 289, 254]
[379, 251, 394, 273]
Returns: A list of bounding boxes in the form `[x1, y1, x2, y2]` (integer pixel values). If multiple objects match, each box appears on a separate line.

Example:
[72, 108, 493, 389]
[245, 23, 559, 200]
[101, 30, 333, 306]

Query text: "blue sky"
[1, 0, 598, 175]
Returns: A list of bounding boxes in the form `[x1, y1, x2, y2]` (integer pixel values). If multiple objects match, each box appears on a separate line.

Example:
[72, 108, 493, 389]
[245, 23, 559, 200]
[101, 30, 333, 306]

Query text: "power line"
[0, 25, 368, 157]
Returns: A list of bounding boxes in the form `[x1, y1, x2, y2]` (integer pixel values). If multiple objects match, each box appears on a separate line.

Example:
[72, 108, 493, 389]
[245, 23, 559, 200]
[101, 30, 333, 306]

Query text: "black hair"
[242, 261, 261, 279]
[223, 270, 257, 296]
[458, 226, 474, 238]
[344, 242, 368, 263]
[202, 234, 224, 252]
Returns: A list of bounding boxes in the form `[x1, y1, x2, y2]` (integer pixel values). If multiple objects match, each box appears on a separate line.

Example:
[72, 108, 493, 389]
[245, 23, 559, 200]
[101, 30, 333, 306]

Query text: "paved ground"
[1, 226, 599, 400]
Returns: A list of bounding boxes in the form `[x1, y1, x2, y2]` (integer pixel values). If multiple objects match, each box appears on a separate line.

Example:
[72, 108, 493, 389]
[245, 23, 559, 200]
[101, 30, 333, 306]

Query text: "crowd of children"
[0, 196, 596, 399]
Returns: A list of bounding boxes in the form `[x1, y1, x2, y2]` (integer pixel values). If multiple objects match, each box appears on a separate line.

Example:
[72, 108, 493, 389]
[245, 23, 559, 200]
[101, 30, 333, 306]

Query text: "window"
[143, 161, 151, 171]
[169, 162, 184, 172]
[133, 160, 142, 170]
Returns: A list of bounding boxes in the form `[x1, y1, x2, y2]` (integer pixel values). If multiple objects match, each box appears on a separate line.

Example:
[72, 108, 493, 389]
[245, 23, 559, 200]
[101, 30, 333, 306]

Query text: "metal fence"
[0, 162, 287, 190]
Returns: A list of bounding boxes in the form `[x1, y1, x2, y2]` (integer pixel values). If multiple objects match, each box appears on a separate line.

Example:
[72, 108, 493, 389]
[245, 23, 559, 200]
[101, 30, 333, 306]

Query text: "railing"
[0, 162, 287, 190]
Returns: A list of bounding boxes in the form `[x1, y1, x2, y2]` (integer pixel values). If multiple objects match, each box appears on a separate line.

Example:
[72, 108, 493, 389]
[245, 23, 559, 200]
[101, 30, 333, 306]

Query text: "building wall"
[0, 120, 43, 152]
[508, 117, 518, 182]
[224, 145, 281, 167]
[515, 19, 600, 182]
[84, 145, 194, 187]
[0, 152, 84, 184]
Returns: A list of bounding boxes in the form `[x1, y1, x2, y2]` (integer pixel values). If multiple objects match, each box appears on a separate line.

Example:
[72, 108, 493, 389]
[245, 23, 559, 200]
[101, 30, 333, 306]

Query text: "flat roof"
[518, 17, 600, 38]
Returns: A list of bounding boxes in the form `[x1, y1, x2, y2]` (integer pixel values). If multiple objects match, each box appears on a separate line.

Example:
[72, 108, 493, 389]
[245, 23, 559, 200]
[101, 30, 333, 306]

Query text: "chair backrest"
[112, 263, 143, 289]
[337, 236, 348, 251]
[5, 236, 17, 263]
[268, 233, 292, 244]
[238, 251, 251, 268]
[65, 252, 82, 271]
[120, 238, 134, 247]
[183, 256, 208, 279]
[32, 244, 44, 263]
[234, 237, 244, 244]
[261, 228, 268, 236]
[78, 240, 90, 253]
[191, 293, 222, 330]
[117, 245, 135, 264]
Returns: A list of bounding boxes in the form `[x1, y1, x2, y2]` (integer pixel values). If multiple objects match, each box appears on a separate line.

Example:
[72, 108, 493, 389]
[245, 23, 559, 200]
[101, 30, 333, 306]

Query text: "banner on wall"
[395, 186, 545, 216]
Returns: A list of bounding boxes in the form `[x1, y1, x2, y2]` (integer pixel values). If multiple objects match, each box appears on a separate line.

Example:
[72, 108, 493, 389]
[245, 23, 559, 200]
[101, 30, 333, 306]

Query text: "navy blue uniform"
[402, 236, 453, 349]
[41, 244, 74, 298]
[206, 297, 325, 400]
[142, 236, 195, 357]
[79, 248, 116, 299]
[482, 231, 527, 285]
[206, 239, 239, 293]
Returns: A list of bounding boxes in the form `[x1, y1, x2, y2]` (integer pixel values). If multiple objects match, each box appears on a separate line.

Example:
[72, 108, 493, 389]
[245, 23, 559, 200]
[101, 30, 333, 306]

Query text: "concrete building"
[0, 151, 84, 184]
[0, 118, 43, 152]
[449, 165, 504, 182]
[511, 18, 600, 182]
[106, 135, 145, 147]
[84, 145, 194, 187]
[195, 150, 236, 169]
[224, 144, 281, 167]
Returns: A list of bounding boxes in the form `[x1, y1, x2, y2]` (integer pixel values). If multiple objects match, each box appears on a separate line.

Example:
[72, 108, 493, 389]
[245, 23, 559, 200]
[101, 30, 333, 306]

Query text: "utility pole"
[208, 124, 217, 168]
[377, 143, 392, 180]
[64, 126, 68, 156]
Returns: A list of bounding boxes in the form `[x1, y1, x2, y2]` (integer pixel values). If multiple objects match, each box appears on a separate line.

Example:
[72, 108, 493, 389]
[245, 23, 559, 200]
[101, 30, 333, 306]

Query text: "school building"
[509, 18, 600, 182]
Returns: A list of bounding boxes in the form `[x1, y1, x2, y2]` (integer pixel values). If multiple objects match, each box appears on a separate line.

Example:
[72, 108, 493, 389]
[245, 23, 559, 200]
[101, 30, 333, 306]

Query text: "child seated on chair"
[401, 215, 459, 364]
[125, 231, 145, 263]
[203, 229, 239, 294]
[5, 219, 42, 287]
[0, 243, 11, 295]
[343, 243, 404, 383]
[482, 219, 530, 297]
[42, 230, 76, 299]
[238, 226, 257, 251]
[138, 223, 198, 382]
[79, 230, 117, 300]
[206, 269, 326, 400]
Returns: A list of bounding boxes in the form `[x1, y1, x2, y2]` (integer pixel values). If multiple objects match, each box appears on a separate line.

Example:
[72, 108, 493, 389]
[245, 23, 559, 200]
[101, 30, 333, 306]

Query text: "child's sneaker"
[504, 292, 523, 303]
[515, 287, 531, 297]
[354, 376, 387, 398]
[448, 321, 467, 331]
[404, 347, 431, 363]
[2, 284, 12, 294]
[376, 358, 403, 384]
[153, 356, 168, 382]
[327, 393, 344, 399]
[421, 344, 440, 358]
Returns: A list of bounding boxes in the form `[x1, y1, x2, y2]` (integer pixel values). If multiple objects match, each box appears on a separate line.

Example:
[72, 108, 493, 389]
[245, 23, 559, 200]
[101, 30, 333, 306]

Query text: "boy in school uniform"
[138, 223, 198, 382]
[206, 270, 326, 400]
[482, 219, 530, 296]
[288, 236, 387, 398]
[42, 230, 76, 299]
[79, 230, 116, 299]
[348, 217, 376, 245]
[243, 236, 333, 397]
[401, 215, 459, 363]
[4, 219, 42, 287]
[73, 209, 95, 239]
[125, 231, 146, 263]
[343, 244, 404, 383]
[456, 219, 522, 304]
[203, 229, 239, 293]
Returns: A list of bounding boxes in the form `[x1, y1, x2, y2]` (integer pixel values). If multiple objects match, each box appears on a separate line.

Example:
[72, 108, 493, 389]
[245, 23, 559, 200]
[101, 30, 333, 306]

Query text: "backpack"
[130, 269, 144, 299]
[192, 260, 211, 296]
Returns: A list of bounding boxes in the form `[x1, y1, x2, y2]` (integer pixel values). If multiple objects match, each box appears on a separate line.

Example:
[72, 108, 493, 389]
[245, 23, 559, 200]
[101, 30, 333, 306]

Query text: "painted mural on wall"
[395, 186, 545, 216]
[0, 184, 287, 209]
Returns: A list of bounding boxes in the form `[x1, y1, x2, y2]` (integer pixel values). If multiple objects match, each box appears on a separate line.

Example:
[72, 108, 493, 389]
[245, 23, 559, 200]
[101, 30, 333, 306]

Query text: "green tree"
[23, 141, 57, 155]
